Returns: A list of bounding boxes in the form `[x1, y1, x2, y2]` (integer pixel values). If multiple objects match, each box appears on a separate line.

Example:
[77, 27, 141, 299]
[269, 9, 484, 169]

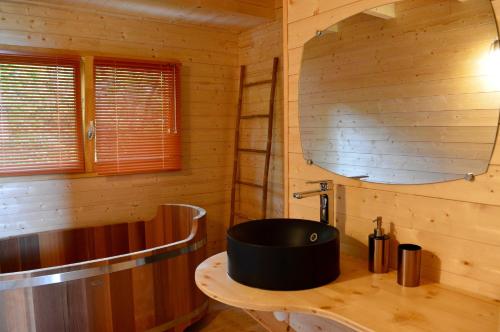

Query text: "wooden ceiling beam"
[14, 0, 276, 30]
[323, 25, 339, 34]
[200, 0, 275, 20]
[363, 4, 396, 19]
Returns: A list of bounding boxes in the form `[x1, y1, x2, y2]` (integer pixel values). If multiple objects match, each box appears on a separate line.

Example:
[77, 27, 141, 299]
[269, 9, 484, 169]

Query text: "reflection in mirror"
[299, 0, 500, 184]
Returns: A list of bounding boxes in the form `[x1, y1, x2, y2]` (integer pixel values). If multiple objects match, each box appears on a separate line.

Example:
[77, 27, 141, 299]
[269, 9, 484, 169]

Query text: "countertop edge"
[195, 253, 374, 332]
[195, 252, 500, 331]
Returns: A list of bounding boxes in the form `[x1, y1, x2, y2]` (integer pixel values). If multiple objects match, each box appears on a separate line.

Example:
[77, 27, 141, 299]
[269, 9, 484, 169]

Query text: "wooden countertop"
[195, 252, 500, 331]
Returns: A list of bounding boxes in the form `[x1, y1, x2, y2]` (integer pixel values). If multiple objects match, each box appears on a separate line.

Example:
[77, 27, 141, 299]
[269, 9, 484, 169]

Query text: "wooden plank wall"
[298, 0, 500, 184]
[0, 1, 239, 255]
[237, 4, 284, 220]
[285, 0, 500, 300]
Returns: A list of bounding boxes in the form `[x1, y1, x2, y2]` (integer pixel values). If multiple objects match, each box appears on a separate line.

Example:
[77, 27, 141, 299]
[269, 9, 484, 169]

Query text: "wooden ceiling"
[17, 0, 277, 30]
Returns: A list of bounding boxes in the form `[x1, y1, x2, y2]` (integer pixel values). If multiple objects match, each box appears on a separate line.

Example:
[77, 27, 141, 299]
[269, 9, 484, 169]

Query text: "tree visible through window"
[93, 58, 181, 175]
[0, 55, 84, 176]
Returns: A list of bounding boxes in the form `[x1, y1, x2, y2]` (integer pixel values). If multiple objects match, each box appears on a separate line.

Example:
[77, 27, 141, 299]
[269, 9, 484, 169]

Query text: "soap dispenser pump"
[368, 216, 390, 273]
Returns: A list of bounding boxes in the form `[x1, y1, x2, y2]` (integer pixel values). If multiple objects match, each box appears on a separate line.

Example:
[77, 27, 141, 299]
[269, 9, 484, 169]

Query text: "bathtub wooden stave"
[0, 204, 208, 332]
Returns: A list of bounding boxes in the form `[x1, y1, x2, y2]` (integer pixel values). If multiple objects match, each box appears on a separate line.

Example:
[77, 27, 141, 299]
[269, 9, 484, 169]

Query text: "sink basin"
[227, 219, 340, 290]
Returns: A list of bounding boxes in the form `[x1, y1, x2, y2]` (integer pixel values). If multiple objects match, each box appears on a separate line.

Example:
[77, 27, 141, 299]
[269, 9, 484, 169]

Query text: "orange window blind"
[94, 58, 181, 175]
[0, 54, 84, 176]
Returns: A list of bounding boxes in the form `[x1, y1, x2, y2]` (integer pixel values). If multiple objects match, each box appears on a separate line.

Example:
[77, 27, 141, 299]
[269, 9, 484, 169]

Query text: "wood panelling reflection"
[298, 0, 500, 184]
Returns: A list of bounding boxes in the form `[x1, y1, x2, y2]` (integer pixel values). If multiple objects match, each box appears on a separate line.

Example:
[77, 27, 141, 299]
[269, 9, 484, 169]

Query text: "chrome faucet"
[293, 180, 333, 225]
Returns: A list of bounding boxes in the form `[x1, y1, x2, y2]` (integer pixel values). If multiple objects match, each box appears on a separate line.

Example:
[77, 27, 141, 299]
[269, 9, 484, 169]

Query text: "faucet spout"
[293, 189, 323, 199]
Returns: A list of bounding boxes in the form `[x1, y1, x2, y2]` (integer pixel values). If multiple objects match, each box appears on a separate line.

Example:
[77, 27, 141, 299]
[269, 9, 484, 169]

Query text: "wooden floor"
[186, 301, 266, 332]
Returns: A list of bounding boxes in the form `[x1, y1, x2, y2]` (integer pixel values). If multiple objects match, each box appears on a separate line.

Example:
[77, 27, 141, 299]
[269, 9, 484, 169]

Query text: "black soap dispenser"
[368, 216, 390, 273]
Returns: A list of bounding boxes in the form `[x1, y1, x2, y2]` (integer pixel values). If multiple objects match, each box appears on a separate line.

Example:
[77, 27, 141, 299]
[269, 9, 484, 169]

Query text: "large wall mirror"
[299, 0, 500, 184]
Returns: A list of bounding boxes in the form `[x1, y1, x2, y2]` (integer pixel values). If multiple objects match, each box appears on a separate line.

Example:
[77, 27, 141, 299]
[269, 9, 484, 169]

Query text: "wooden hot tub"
[0, 204, 208, 332]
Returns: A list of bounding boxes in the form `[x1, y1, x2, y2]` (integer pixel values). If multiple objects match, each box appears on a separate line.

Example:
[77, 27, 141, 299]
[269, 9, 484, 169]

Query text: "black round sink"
[227, 219, 340, 290]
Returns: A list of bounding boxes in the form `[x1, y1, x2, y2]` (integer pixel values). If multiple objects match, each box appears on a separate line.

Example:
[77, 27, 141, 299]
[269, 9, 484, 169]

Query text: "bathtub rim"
[0, 203, 207, 291]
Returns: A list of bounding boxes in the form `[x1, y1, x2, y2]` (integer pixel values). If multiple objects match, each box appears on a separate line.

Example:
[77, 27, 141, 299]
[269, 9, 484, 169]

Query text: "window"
[94, 58, 181, 175]
[0, 53, 181, 178]
[0, 54, 84, 176]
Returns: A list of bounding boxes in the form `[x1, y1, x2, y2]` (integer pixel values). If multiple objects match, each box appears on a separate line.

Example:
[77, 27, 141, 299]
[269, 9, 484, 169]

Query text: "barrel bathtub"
[0, 204, 208, 332]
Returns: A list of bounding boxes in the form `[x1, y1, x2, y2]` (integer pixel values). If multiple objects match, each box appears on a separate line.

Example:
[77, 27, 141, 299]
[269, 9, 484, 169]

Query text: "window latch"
[87, 121, 95, 140]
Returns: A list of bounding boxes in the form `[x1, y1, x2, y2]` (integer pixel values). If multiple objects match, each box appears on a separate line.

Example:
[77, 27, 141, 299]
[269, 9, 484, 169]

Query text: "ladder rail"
[229, 66, 246, 228]
[261, 57, 279, 219]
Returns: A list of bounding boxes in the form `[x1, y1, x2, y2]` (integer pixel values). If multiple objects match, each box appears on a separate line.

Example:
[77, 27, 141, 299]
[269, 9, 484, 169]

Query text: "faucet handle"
[306, 179, 332, 191]
[306, 179, 332, 184]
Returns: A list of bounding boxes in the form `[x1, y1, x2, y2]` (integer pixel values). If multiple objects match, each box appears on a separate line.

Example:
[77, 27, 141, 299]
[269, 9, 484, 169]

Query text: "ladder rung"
[235, 212, 254, 220]
[238, 148, 267, 154]
[244, 80, 272, 88]
[237, 180, 264, 188]
[241, 114, 270, 119]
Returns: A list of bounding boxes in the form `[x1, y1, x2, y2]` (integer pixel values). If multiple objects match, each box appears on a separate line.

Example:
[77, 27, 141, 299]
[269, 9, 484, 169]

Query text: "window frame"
[0, 49, 182, 180]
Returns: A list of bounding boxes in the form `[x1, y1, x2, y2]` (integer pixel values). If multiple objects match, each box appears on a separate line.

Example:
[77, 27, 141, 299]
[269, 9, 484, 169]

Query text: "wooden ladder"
[229, 57, 279, 227]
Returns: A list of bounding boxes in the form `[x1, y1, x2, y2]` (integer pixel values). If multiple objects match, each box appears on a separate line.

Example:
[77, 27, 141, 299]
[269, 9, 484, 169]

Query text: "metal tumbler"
[397, 244, 421, 287]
